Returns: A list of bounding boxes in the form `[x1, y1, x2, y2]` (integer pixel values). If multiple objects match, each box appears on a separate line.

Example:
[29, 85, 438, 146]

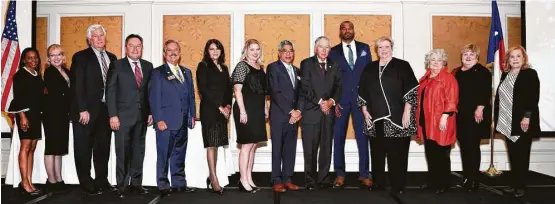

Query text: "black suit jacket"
[267, 60, 300, 123]
[494, 68, 541, 137]
[298, 56, 342, 124]
[70, 47, 117, 120]
[196, 61, 233, 122]
[105, 57, 153, 126]
[44, 66, 71, 115]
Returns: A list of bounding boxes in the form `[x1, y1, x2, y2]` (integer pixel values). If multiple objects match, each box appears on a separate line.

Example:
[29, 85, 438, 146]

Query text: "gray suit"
[105, 57, 153, 190]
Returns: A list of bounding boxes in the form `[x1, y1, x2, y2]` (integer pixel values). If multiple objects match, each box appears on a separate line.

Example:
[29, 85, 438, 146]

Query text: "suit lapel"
[164, 63, 183, 94]
[139, 59, 149, 88]
[336, 44, 349, 68]
[277, 60, 295, 90]
[123, 57, 138, 87]
[313, 56, 325, 81]
[86, 47, 103, 80]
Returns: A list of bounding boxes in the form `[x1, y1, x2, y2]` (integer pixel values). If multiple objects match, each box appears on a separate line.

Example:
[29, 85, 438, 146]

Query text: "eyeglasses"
[280, 49, 295, 54]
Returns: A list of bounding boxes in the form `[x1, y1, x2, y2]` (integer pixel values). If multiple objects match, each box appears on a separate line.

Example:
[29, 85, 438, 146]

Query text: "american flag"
[1, 0, 20, 116]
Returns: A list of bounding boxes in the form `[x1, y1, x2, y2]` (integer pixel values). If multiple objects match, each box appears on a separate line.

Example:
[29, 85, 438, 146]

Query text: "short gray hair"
[425, 48, 448, 67]
[278, 40, 294, 50]
[86, 24, 106, 39]
[314, 36, 330, 47]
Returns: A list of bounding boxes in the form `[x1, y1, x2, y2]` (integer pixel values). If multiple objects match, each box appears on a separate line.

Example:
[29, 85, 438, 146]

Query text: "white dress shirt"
[127, 57, 142, 76]
[91, 47, 110, 102]
[342, 40, 358, 65]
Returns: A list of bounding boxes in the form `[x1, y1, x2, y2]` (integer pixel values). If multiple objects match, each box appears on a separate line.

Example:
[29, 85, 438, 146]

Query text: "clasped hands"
[110, 115, 153, 131]
[289, 110, 302, 124]
[319, 99, 334, 115]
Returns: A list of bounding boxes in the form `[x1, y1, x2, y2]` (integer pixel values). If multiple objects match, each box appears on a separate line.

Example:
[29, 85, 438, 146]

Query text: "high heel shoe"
[18, 182, 41, 196]
[238, 181, 255, 194]
[206, 178, 224, 195]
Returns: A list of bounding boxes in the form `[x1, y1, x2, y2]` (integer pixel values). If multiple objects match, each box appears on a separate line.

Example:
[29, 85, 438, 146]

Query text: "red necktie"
[319, 62, 326, 73]
[133, 62, 142, 87]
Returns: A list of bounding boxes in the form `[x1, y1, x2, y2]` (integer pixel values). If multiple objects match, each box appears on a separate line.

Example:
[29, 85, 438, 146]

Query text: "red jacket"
[416, 68, 459, 146]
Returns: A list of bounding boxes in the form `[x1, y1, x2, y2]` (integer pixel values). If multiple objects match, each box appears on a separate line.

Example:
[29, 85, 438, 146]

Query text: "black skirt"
[15, 111, 42, 140]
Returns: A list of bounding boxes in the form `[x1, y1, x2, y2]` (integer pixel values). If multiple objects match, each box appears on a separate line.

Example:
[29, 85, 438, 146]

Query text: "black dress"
[43, 66, 71, 155]
[9, 67, 45, 140]
[231, 61, 268, 144]
[197, 61, 233, 148]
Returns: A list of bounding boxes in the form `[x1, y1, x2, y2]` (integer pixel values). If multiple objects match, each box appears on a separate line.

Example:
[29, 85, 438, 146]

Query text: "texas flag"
[487, 0, 505, 90]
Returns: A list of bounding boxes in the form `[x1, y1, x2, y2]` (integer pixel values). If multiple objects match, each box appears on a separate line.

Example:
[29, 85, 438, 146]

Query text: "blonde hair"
[46, 44, 66, 68]
[425, 48, 448, 69]
[374, 36, 394, 54]
[240, 39, 264, 65]
[503, 46, 530, 72]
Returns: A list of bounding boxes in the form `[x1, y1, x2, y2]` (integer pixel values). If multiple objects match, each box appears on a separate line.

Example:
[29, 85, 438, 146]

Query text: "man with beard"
[329, 21, 373, 188]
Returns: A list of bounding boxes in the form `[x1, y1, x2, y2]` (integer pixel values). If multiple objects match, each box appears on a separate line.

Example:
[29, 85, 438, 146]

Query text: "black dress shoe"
[435, 187, 446, 194]
[305, 184, 316, 191]
[84, 188, 102, 196]
[159, 189, 171, 197]
[503, 186, 516, 195]
[171, 187, 195, 193]
[456, 178, 468, 188]
[130, 186, 149, 195]
[369, 184, 385, 191]
[467, 181, 479, 192]
[98, 185, 118, 193]
[420, 183, 432, 190]
[116, 190, 125, 199]
[514, 188, 525, 197]
[318, 182, 333, 189]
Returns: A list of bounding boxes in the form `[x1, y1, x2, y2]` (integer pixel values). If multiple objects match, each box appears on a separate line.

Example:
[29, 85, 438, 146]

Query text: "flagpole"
[484, 82, 502, 177]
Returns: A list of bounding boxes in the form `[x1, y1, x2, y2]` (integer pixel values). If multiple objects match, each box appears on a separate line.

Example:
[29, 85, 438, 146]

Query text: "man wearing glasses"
[267, 40, 302, 193]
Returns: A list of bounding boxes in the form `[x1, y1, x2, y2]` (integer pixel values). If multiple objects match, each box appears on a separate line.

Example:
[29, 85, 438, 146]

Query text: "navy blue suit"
[148, 63, 196, 190]
[329, 41, 372, 178]
[267, 60, 300, 185]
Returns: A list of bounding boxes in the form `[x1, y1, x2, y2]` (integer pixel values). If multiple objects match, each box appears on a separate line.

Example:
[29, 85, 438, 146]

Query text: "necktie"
[99, 51, 109, 85]
[133, 62, 142, 87]
[174, 66, 184, 83]
[319, 62, 326, 73]
[286, 65, 295, 88]
[347, 44, 354, 70]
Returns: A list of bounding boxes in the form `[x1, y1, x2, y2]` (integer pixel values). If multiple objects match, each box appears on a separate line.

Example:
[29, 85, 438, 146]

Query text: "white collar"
[23, 67, 38, 76]
[127, 57, 140, 67]
[342, 40, 355, 48]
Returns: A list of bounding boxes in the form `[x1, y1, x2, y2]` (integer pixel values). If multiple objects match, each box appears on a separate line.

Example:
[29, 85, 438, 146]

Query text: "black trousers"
[424, 137, 452, 188]
[271, 121, 298, 184]
[370, 120, 411, 191]
[506, 135, 532, 189]
[73, 104, 112, 190]
[457, 113, 483, 182]
[115, 121, 147, 190]
[301, 114, 334, 185]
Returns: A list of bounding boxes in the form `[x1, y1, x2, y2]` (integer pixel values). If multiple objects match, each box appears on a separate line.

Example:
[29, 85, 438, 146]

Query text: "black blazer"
[494, 68, 541, 137]
[267, 60, 300, 123]
[297, 56, 342, 124]
[44, 66, 71, 116]
[70, 47, 117, 120]
[196, 61, 232, 122]
[105, 57, 153, 126]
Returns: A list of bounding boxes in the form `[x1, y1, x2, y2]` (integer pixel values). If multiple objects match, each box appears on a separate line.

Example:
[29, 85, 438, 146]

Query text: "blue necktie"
[347, 44, 354, 70]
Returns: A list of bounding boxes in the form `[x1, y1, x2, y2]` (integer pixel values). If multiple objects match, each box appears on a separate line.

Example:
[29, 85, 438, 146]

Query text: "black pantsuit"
[506, 135, 532, 189]
[454, 64, 491, 183]
[301, 114, 334, 185]
[370, 121, 411, 191]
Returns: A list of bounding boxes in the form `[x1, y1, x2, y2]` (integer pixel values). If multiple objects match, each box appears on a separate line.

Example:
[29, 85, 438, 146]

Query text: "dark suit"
[298, 56, 342, 185]
[106, 57, 153, 190]
[268, 60, 300, 185]
[70, 47, 117, 190]
[149, 63, 196, 190]
[329, 41, 372, 178]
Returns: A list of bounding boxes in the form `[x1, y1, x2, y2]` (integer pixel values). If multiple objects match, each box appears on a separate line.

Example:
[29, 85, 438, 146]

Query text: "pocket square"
[296, 76, 301, 80]
[361, 50, 367, 57]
